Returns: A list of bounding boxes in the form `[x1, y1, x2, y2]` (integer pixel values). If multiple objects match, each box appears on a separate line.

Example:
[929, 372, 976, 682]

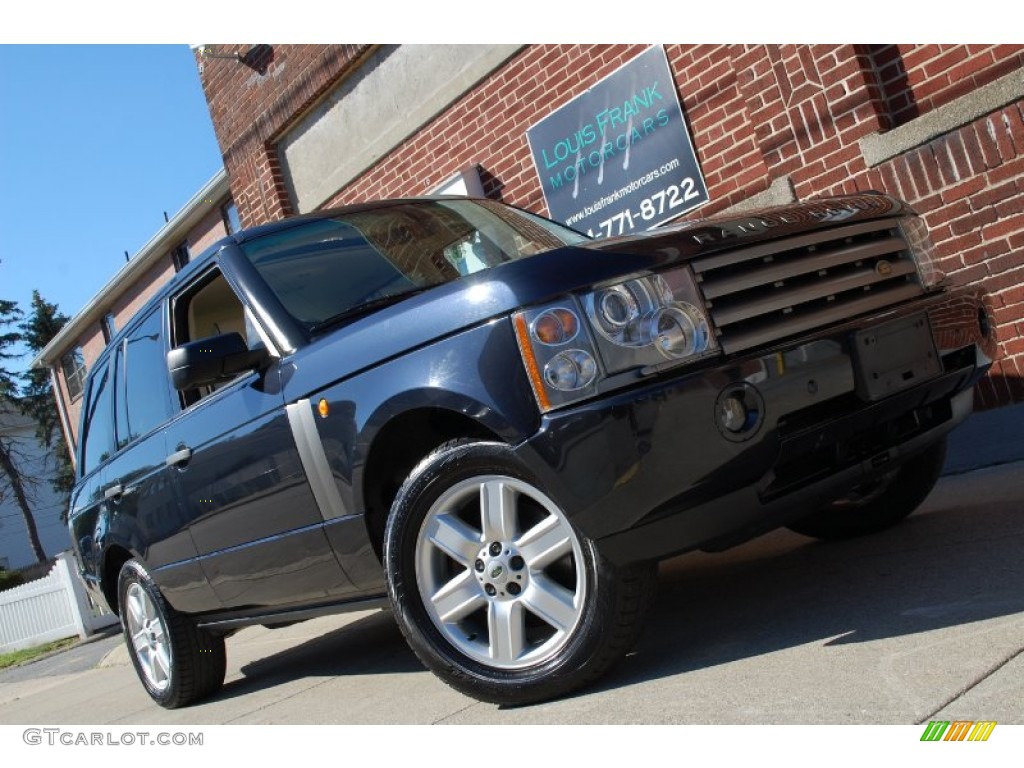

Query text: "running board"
[196, 595, 389, 634]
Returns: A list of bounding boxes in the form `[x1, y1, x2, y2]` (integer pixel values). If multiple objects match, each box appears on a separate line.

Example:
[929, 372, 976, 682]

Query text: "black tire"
[383, 440, 657, 706]
[117, 559, 226, 708]
[787, 437, 948, 541]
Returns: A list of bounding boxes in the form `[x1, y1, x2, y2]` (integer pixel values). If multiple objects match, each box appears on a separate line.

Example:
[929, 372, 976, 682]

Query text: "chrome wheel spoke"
[415, 472, 587, 671]
[131, 628, 149, 651]
[152, 643, 172, 685]
[523, 575, 579, 633]
[425, 513, 481, 567]
[487, 600, 525, 664]
[431, 570, 486, 623]
[479, 479, 516, 542]
[138, 647, 157, 684]
[125, 590, 145, 629]
[517, 515, 572, 570]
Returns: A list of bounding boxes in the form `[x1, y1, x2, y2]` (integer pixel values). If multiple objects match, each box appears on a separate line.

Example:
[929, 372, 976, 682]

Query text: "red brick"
[985, 250, 1024, 277]
[1001, 336, 1024, 357]
[961, 239, 1010, 266]
[948, 51, 995, 82]
[971, 180, 1019, 210]
[989, 111, 1019, 162]
[1003, 105, 1024, 156]
[982, 216, 1024, 241]
[940, 175, 987, 204]
[903, 151, 932, 198]
[950, 207, 997, 236]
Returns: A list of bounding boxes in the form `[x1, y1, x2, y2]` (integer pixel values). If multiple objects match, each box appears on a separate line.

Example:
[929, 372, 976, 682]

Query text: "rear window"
[240, 199, 587, 329]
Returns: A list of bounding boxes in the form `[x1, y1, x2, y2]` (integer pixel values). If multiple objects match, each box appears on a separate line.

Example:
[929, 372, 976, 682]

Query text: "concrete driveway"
[1, 461, 1021, 725]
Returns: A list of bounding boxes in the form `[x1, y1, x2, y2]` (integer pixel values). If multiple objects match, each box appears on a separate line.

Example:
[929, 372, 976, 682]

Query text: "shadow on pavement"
[214, 609, 419, 702]
[594, 468, 1024, 695]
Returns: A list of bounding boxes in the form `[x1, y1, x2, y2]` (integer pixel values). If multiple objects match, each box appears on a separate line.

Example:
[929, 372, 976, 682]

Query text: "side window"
[172, 268, 258, 405]
[115, 307, 174, 449]
[80, 357, 115, 476]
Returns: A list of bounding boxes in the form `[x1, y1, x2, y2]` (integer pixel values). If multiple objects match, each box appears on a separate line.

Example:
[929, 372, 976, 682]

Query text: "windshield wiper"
[310, 289, 428, 333]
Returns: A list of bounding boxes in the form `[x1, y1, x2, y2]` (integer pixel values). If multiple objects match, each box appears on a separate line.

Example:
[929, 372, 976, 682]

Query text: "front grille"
[692, 219, 925, 354]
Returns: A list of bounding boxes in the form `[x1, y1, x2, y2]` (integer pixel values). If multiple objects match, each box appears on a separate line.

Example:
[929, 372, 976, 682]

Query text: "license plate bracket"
[853, 313, 941, 402]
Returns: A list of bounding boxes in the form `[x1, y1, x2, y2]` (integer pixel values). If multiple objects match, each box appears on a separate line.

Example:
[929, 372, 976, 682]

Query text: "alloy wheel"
[124, 582, 172, 693]
[414, 475, 587, 670]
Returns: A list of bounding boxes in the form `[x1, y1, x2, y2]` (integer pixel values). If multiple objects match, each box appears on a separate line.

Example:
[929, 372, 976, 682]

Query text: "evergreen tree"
[19, 291, 75, 500]
[0, 292, 46, 563]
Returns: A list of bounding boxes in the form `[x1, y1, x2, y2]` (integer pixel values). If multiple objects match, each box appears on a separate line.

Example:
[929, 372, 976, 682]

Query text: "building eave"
[31, 168, 231, 369]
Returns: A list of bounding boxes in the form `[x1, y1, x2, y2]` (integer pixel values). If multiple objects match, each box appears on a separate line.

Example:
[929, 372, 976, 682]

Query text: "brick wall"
[863, 44, 1024, 129]
[110, 256, 175, 332]
[188, 204, 232, 256]
[198, 44, 371, 227]
[200, 43, 1024, 408]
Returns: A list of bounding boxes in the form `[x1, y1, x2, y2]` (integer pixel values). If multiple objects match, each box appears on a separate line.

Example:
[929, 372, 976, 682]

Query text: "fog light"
[718, 394, 748, 433]
[715, 383, 765, 442]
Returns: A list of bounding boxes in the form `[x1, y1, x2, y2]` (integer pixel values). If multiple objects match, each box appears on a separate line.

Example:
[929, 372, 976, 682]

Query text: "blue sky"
[0, 44, 223, 371]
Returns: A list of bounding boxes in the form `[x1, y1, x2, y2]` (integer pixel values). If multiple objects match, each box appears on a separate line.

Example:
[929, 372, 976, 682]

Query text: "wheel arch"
[359, 406, 505, 561]
[101, 543, 136, 616]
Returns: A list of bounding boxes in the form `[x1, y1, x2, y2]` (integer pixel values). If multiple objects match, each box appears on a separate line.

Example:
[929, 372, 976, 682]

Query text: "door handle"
[166, 447, 193, 468]
[104, 483, 124, 501]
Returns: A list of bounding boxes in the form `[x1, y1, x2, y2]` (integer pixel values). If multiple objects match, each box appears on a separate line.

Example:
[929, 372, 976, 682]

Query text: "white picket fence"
[0, 551, 118, 653]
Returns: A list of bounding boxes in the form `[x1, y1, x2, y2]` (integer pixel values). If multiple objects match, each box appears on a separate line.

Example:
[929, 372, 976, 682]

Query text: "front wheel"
[787, 437, 948, 541]
[384, 441, 657, 705]
[118, 559, 226, 708]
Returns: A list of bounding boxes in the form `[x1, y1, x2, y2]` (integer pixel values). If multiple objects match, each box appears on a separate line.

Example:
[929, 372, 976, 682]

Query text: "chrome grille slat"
[701, 236, 907, 299]
[692, 216, 925, 354]
[713, 261, 917, 326]
[723, 283, 923, 353]
[692, 219, 899, 273]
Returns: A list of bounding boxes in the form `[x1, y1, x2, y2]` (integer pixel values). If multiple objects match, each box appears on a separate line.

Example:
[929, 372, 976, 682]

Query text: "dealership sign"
[527, 46, 708, 237]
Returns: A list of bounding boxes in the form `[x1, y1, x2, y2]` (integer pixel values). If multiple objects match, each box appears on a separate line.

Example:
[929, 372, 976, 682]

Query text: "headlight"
[513, 307, 600, 411]
[513, 266, 718, 412]
[544, 349, 598, 390]
[583, 267, 716, 375]
[899, 215, 945, 288]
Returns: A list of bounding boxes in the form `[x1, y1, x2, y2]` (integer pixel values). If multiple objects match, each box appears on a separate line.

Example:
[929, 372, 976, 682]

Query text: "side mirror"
[167, 332, 269, 391]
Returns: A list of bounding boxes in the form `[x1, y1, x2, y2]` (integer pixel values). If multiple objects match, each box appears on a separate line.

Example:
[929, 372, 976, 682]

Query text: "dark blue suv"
[68, 195, 996, 707]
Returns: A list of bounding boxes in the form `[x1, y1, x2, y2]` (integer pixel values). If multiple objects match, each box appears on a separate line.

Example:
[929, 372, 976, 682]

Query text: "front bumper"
[512, 286, 996, 564]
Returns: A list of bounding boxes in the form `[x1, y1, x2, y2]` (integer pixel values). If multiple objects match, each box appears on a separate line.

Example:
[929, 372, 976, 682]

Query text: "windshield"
[239, 199, 588, 330]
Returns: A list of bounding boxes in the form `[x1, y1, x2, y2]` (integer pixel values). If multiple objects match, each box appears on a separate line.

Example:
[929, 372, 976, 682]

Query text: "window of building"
[115, 308, 174, 449]
[221, 200, 242, 234]
[171, 240, 190, 272]
[60, 347, 87, 401]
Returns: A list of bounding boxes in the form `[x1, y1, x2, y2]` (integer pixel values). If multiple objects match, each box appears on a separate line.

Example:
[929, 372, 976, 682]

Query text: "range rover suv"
[68, 195, 996, 708]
